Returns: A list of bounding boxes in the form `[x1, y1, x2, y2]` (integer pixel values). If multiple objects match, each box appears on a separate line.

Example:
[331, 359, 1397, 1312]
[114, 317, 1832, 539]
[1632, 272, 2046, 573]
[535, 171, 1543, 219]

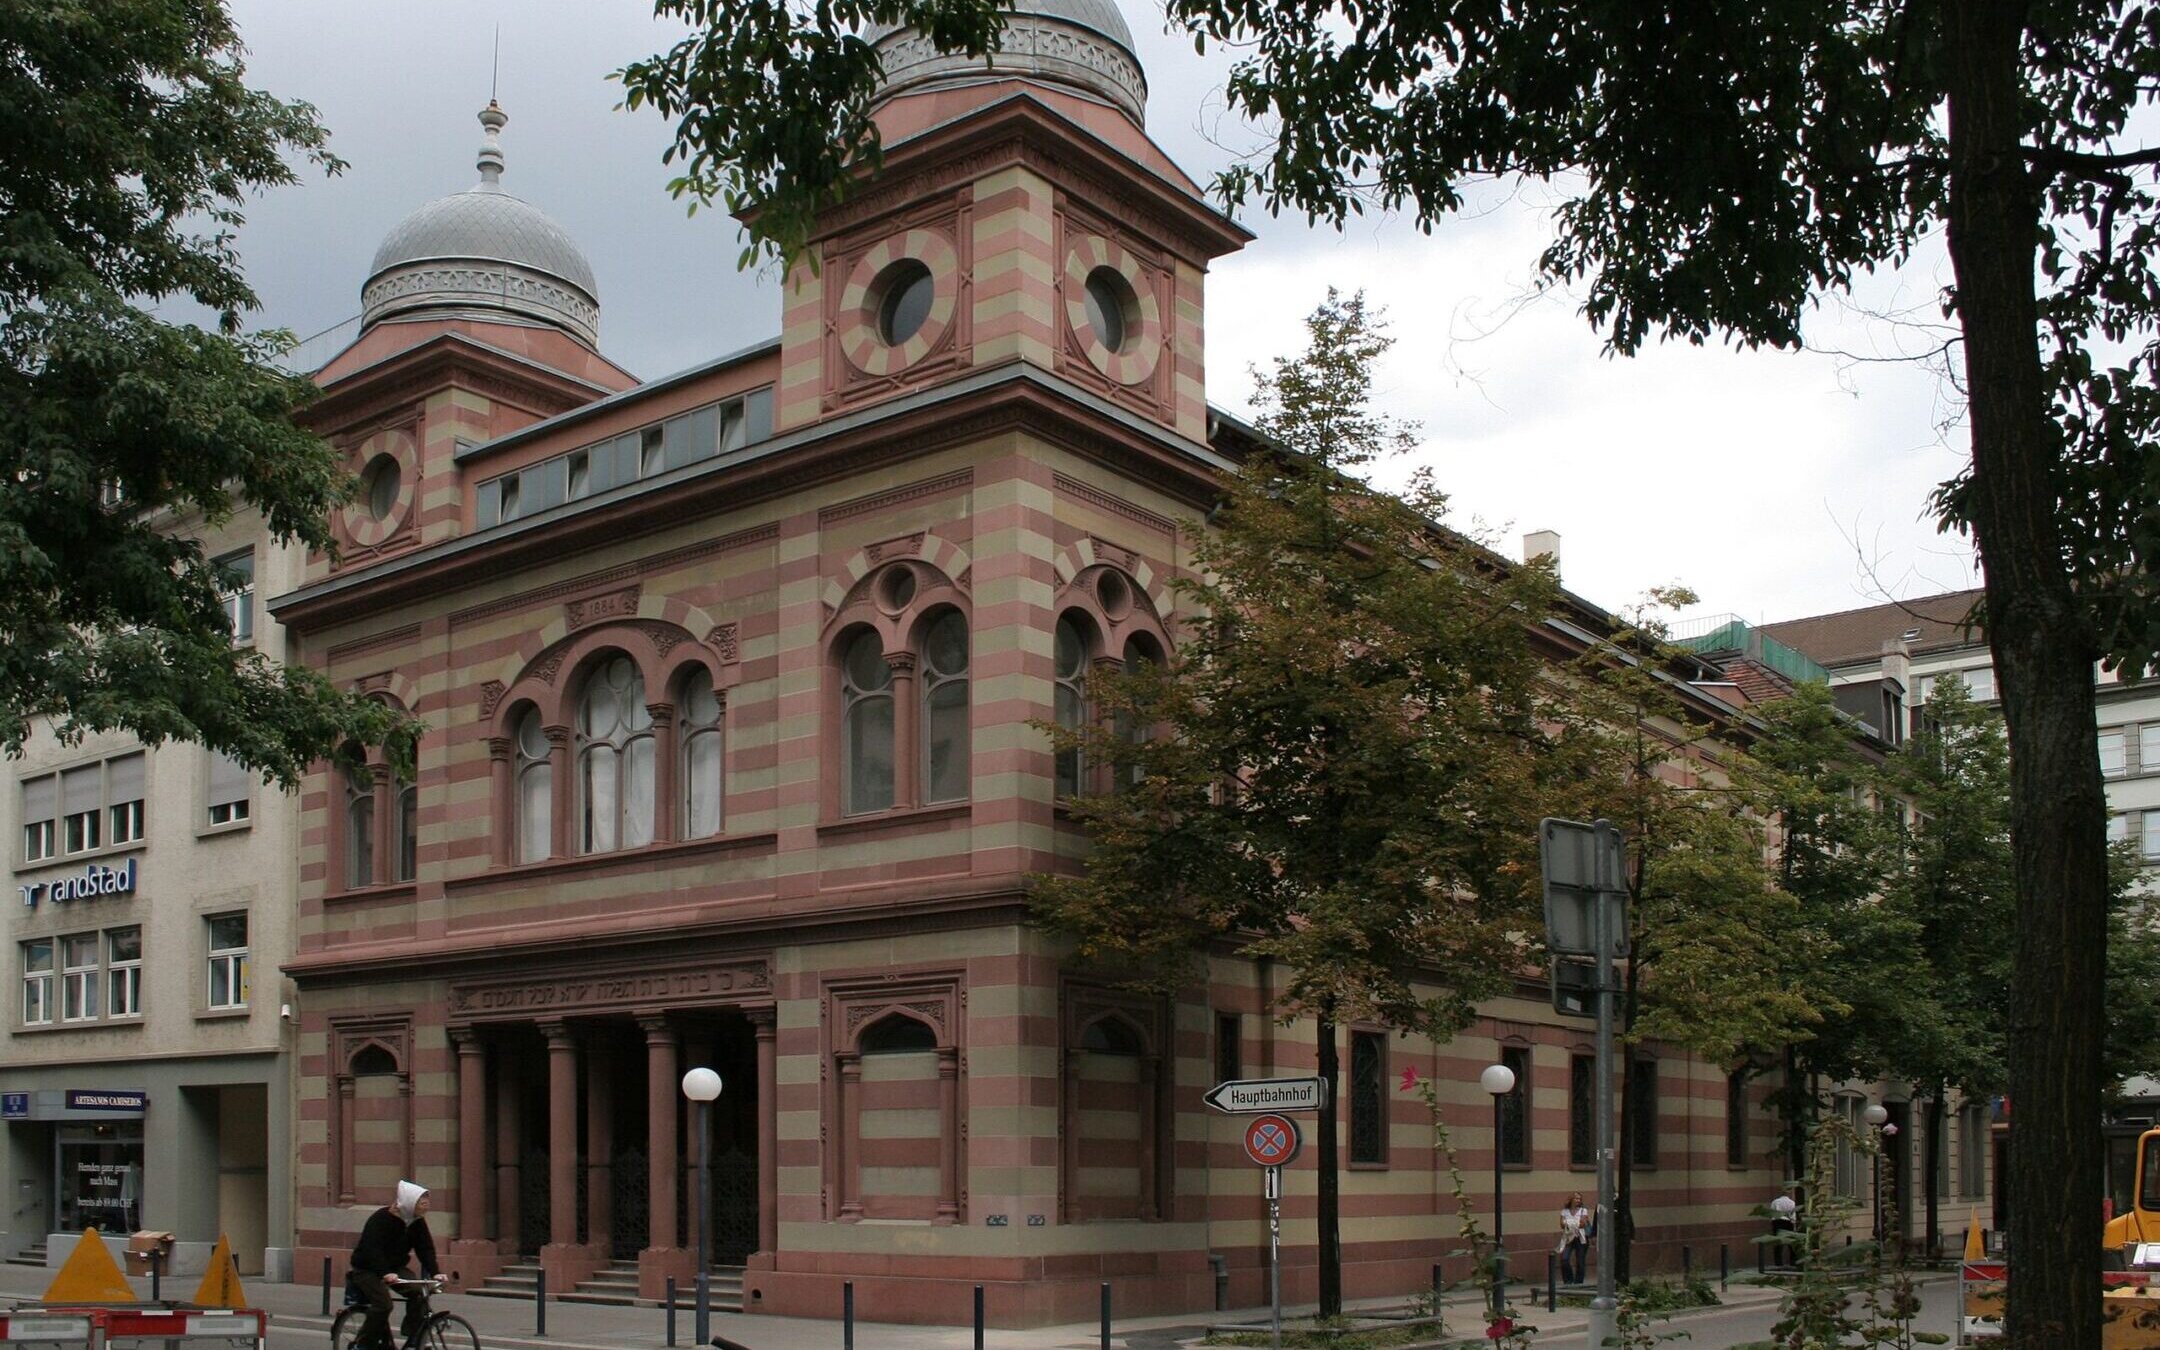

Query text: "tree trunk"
[1926, 1094, 1944, 1261]
[1942, 5, 2109, 1347]
[1318, 1015, 1342, 1317]
[1614, 951, 1642, 1283]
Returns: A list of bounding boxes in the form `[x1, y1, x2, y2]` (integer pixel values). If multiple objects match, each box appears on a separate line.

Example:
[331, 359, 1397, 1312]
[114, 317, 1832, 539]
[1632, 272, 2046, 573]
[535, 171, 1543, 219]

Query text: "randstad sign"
[19, 859, 138, 908]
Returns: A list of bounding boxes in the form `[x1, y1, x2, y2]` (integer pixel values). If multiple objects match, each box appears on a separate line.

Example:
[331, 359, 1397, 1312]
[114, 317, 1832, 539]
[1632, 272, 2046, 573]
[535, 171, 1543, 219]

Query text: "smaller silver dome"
[361, 103, 601, 347]
[867, 0, 1148, 126]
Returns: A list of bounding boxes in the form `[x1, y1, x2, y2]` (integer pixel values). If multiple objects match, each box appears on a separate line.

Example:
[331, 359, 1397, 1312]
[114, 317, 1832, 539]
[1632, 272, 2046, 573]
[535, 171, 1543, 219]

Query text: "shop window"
[1726, 1071, 1750, 1167]
[215, 547, 255, 642]
[22, 940, 53, 1025]
[207, 752, 251, 827]
[1350, 1030, 1387, 1165]
[920, 610, 970, 803]
[207, 914, 249, 1010]
[1630, 1057, 1659, 1168]
[1054, 615, 1093, 797]
[106, 928, 141, 1018]
[61, 933, 99, 1022]
[680, 666, 724, 839]
[1500, 1046, 1530, 1166]
[1569, 1054, 1595, 1168]
[576, 655, 654, 853]
[841, 630, 895, 815]
[514, 707, 552, 863]
[344, 764, 375, 889]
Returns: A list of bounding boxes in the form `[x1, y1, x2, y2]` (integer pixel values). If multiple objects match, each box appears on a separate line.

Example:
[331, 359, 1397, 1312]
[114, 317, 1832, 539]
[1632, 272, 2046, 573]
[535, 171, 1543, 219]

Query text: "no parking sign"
[1244, 1113, 1301, 1167]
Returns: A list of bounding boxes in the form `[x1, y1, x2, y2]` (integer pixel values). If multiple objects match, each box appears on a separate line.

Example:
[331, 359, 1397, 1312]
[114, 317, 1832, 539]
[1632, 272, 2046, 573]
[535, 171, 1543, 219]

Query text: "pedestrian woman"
[1558, 1191, 1592, 1285]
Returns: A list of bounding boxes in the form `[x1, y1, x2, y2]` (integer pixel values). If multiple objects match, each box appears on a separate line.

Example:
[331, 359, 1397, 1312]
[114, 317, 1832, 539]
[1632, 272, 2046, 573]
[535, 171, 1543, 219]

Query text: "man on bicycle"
[349, 1181, 440, 1350]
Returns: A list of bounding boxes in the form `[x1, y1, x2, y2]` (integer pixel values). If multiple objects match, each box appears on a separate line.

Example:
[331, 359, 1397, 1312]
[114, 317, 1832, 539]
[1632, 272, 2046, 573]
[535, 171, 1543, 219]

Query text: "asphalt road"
[1528, 1276, 1962, 1348]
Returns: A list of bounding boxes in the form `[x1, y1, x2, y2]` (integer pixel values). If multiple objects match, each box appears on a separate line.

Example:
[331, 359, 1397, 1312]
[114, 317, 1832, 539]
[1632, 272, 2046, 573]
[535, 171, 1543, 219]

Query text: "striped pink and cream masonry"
[1063, 234, 1163, 386]
[837, 230, 962, 377]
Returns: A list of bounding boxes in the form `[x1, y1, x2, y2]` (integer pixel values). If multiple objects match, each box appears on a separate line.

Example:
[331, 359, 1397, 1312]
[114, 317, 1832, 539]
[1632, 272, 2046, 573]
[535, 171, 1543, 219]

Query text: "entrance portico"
[439, 956, 775, 1299]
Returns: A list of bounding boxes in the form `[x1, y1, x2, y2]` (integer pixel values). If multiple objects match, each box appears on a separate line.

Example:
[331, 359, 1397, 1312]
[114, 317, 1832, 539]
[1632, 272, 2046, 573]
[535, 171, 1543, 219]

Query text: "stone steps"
[465, 1259, 745, 1312]
[5, 1243, 48, 1269]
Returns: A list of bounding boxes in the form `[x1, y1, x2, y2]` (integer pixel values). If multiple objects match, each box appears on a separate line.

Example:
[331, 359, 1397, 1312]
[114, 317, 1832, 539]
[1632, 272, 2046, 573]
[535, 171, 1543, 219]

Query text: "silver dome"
[867, 0, 1147, 126]
[360, 103, 601, 347]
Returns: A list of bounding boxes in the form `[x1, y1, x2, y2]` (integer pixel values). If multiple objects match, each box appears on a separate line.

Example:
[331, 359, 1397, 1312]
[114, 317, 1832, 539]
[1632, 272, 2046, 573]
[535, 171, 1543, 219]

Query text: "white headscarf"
[394, 1180, 428, 1222]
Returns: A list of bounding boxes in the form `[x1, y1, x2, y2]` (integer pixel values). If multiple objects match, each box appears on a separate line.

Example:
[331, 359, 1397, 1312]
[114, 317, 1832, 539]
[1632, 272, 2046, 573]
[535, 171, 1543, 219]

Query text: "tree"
[625, 5, 2160, 1337]
[0, 0, 406, 783]
[1541, 596, 1833, 1280]
[1030, 293, 1564, 1316]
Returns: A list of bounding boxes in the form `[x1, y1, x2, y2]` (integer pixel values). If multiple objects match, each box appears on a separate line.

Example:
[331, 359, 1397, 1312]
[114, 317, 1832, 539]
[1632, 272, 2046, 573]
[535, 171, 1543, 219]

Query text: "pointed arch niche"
[822, 975, 965, 1224]
[1060, 984, 1168, 1222]
[329, 1016, 413, 1206]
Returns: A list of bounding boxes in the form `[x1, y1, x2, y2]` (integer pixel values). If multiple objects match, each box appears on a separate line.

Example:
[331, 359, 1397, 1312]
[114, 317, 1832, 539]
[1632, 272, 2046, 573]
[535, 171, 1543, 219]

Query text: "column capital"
[883, 650, 918, 676]
[486, 736, 513, 762]
[646, 700, 677, 729]
[746, 1007, 778, 1036]
[542, 724, 571, 748]
[638, 1014, 677, 1043]
[538, 1018, 577, 1048]
[448, 1027, 484, 1054]
[1091, 655, 1124, 676]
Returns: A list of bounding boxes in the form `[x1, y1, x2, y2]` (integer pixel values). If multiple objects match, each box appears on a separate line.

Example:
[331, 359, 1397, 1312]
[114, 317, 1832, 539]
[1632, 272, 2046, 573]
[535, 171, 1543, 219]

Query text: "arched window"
[1081, 1016, 1144, 1055]
[344, 763, 375, 889]
[514, 707, 552, 864]
[921, 610, 970, 803]
[394, 784, 418, 882]
[680, 666, 724, 839]
[1054, 615, 1091, 797]
[859, 1013, 938, 1055]
[1118, 634, 1164, 789]
[841, 630, 894, 815]
[577, 656, 654, 853]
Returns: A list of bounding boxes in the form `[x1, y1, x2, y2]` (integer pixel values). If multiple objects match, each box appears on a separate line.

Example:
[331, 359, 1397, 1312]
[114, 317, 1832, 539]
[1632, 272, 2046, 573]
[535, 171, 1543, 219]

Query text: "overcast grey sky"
[225, 0, 1980, 629]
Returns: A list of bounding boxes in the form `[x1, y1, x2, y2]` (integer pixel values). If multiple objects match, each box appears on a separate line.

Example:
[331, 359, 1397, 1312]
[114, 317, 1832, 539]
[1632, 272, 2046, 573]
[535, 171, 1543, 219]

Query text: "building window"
[1569, 1054, 1595, 1167]
[344, 765, 376, 888]
[61, 934, 99, 1022]
[395, 785, 418, 882]
[22, 941, 53, 1025]
[1960, 1102, 1988, 1198]
[1118, 634, 1164, 789]
[514, 708, 552, 864]
[2102, 730, 2128, 777]
[62, 764, 101, 852]
[106, 755, 144, 845]
[1054, 615, 1091, 797]
[1216, 1012, 1241, 1085]
[841, 630, 895, 815]
[921, 610, 970, 803]
[1726, 1071, 1750, 1167]
[1835, 1095, 1865, 1197]
[207, 752, 251, 827]
[1349, 1030, 1387, 1165]
[680, 666, 724, 839]
[1499, 1046, 1530, 1166]
[2144, 811, 2160, 863]
[1962, 666, 1994, 701]
[577, 655, 654, 853]
[207, 914, 249, 1010]
[2143, 725, 2160, 775]
[215, 548, 255, 642]
[2112, 814, 2135, 849]
[22, 774, 56, 863]
[1629, 1057, 1658, 1167]
[106, 928, 141, 1019]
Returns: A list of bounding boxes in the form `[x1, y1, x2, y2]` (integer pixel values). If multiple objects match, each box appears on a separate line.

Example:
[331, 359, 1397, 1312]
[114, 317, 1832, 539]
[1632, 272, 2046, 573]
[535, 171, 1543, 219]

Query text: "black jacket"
[350, 1207, 438, 1279]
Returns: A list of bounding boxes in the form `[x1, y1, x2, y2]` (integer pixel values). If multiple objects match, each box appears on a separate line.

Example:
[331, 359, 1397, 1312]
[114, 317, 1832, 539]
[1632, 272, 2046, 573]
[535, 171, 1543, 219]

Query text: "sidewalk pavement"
[0, 1259, 1800, 1350]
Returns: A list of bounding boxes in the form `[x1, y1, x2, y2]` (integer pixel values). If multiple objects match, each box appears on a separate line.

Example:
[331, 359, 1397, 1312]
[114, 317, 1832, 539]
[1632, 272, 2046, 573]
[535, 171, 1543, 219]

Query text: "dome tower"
[361, 102, 602, 348]
[863, 0, 1148, 127]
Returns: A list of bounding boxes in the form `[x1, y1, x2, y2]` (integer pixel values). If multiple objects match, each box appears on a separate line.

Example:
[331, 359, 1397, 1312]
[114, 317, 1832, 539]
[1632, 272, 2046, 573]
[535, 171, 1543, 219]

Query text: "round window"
[1094, 569, 1131, 619]
[878, 566, 918, 613]
[360, 454, 402, 522]
[1084, 267, 1137, 353]
[874, 260, 935, 346]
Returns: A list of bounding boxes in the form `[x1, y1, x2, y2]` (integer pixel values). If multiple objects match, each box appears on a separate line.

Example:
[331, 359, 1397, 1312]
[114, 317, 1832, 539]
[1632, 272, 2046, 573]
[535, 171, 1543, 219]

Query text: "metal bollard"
[536, 1265, 547, 1337]
[667, 1277, 677, 1348]
[1681, 1245, 1691, 1280]
[1100, 1282, 1111, 1350]
[974, 1284, 986, 1350]
[322, 1256, 333, 1316]
[1546, 1253, 1556, 1312]
[150, 1249, 161, 1304]
[1432, 1262, 1444, 1308]
[845, 1281, 855, 1350]
[1757, 1236, 1766, 1276]
[1720, 1244, 1729, 1291]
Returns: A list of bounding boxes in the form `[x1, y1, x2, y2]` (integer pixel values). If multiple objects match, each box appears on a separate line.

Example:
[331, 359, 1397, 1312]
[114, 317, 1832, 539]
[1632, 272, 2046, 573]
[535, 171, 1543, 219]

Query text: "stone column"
[544, 724, 572, 858]
[637, 1016, 689, 1299]
[486, 738, 513, 867]
[648, 702, 678, 843]
[885, 651, 919, 809]
[1138, 1052, 1161, 1222]
[751, 1010, 779, 1264]
[1091, 656, 1124, 795]
[448, 1030, 503, 1285]
[539, 1020, 597, 1289]
[835, 1052, 863, 1220]
[493, 1051, 522, 1255]
[370, 763, 395, 884]
[336, 1075, 357, 1203]
[585, 1040, 613, 1260]
[936, 1045, 961, 1225]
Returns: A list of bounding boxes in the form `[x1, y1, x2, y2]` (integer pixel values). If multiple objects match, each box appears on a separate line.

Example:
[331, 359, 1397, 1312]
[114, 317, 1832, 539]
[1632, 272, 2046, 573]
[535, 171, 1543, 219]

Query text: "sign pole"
[1588, 820, 1620, 1350]
[1268, 1164, 1283, 1350]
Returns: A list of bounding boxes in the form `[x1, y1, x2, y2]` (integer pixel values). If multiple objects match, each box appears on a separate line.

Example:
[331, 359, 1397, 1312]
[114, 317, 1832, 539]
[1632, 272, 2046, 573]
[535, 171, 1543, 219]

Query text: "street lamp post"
[1481, 1062, 1518, 1315]
[1863, 1103, 1890, 1247]
[682, 1067, 723, 1348]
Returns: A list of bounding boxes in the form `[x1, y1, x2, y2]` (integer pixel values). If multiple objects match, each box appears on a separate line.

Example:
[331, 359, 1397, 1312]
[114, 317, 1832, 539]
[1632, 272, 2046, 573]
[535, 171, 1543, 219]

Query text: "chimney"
[1524, 530, 1562, 576]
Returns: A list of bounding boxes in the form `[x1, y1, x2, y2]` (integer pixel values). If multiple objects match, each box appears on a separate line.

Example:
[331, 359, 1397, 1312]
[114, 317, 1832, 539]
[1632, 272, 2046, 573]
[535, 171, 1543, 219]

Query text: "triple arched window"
[837, 600, 971, 816]
[577, 655, 655, 853]
[338, 727, 418, 890]
[1051, 612, 1165, 797]
[514, 708, 552, 865]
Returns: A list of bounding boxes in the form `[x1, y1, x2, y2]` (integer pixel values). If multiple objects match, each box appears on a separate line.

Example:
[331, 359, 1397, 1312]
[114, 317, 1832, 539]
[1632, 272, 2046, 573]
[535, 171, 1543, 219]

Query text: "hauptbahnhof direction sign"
[1203, 1077, 1328, 1114]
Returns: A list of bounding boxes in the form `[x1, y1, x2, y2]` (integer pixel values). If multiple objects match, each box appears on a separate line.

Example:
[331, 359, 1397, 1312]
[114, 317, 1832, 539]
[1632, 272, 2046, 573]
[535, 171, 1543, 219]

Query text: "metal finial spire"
[490, 26, 500, 102]
[476, 98, 507, 188]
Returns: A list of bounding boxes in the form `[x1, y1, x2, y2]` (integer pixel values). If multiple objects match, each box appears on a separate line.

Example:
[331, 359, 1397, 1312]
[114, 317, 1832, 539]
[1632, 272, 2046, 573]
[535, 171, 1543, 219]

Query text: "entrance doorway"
[56, 1124, 142, 1233]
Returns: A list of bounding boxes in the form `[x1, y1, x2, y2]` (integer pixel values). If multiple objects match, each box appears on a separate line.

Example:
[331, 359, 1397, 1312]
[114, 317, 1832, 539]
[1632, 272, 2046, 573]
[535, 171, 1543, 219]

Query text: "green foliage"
[1398, 1069, 1534, 1349]
[0, 0, 410, 783]
[1030, 293, 1564, 1038]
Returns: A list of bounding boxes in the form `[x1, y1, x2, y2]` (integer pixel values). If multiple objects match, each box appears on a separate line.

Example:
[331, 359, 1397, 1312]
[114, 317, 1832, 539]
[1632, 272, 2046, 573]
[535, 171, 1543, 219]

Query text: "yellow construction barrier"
[43, 1228, 138, 1303]
[190, 1234, 248, 1309]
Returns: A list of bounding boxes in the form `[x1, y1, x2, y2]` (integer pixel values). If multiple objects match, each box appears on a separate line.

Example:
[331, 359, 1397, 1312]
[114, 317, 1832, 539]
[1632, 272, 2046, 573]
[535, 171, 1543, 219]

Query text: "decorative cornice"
[565, 584, 641, 632]
[1053, 472, 1177, 539]
[447, 524, 779, 629]
[873, 15, 1147, 124]
[820, 470, 973, 525]
[363, 261, 600, 349]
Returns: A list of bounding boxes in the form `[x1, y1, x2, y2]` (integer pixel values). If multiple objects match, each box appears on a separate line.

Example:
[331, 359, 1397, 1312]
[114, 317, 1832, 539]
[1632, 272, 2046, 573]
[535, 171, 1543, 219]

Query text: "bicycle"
[329, 1277, 479, 1350]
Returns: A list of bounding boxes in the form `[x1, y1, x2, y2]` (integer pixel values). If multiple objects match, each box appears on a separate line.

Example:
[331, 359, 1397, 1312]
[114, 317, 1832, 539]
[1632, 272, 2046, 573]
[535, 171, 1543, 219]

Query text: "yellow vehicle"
[2106, 1129, 2160, 1252]
[2097, 1128, 2160, 1348]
